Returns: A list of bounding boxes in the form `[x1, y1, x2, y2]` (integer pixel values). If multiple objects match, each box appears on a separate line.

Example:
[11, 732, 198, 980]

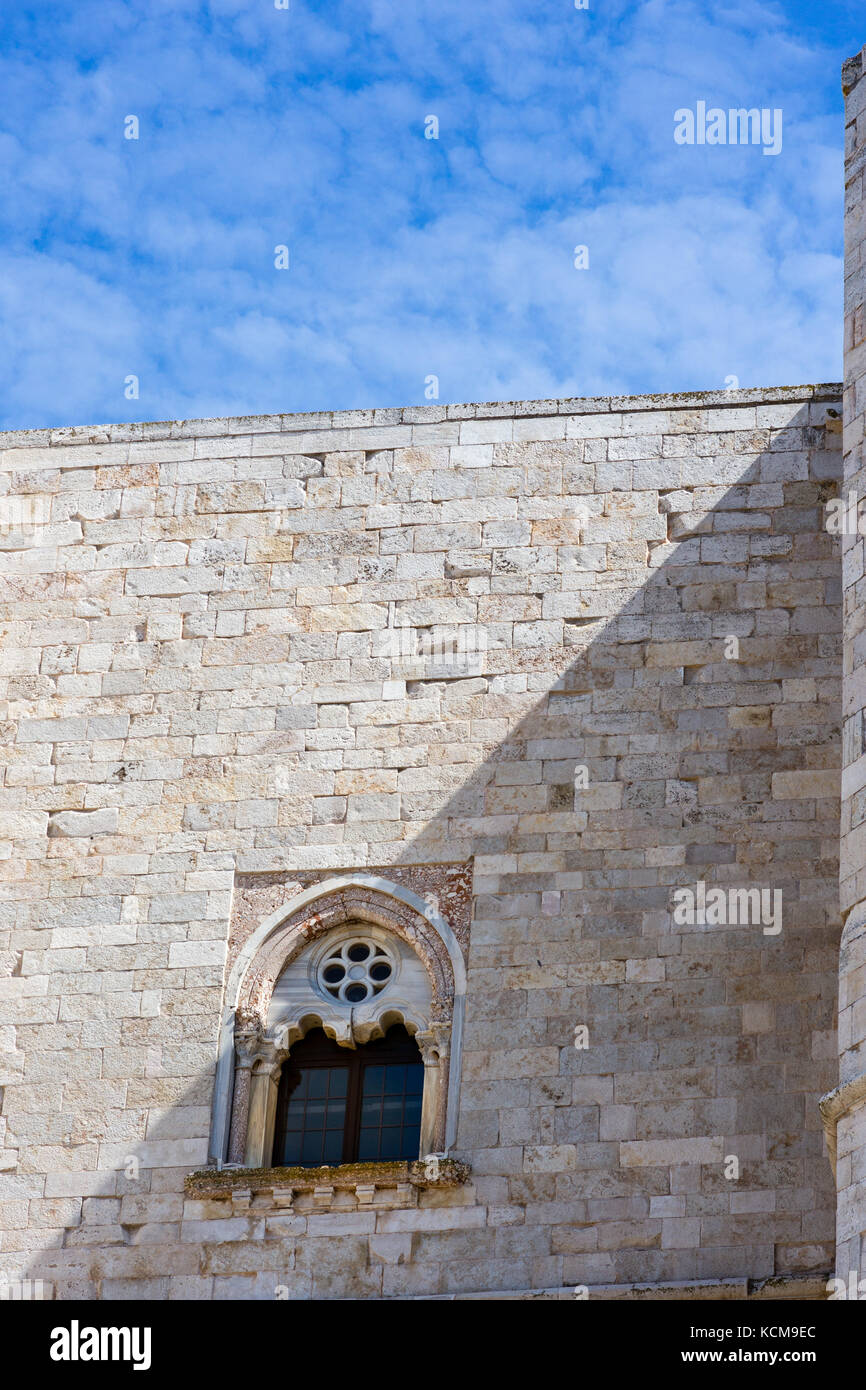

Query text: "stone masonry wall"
[0, 383, 843, 1299]
[837, 43, 866, 1291]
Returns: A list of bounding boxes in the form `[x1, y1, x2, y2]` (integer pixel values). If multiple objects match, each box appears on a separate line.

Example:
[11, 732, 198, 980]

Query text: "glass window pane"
[379, 1128, 402, 1159]
[323, 1131, 343, 1164]
[301, 1133, 323, 1163]
[282, 1134, 303, 1164]
[277, 1062, 348, 1168]
[357, 1129, 378, 1161]
[363, 1065, 385, 1094]
[384, 1065, 405, 1095]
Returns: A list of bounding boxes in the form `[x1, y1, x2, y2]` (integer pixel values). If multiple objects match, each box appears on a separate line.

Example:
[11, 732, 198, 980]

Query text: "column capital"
[234, 1011, 287, 1077]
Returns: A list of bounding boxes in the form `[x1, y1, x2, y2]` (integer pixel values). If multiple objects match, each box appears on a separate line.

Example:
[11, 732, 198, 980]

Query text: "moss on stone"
[184, 1157, 470, 1195]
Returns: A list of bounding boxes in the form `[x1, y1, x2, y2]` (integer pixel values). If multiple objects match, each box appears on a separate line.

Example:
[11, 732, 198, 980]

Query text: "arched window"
[212, 877, 467, 1172]
[272, 1024, 424, 1167]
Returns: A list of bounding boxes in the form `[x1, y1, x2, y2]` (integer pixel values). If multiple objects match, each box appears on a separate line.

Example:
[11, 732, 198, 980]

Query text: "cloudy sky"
[0, 0, 861, 429]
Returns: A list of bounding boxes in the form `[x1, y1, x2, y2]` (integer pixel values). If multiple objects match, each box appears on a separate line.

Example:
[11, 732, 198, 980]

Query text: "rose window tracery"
[315, 936, 396, 1004]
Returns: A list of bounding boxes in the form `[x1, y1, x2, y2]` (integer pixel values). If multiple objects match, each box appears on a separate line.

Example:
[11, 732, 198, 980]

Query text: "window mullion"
[343, 1050, 362, 1163]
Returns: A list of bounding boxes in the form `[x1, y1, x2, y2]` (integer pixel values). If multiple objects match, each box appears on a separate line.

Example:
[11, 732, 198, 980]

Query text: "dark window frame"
[272, 1024, 424, 1167]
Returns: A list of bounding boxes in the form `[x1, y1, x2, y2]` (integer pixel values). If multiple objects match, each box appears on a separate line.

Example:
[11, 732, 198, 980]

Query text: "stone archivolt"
[238, 884, 455, 1025]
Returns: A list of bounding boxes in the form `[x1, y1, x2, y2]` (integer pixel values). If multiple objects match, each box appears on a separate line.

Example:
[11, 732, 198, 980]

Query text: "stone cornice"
[0, 383, 843, 453]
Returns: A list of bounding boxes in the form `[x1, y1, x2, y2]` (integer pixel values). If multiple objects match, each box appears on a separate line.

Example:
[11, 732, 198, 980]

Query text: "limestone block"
[47, 810, 117, 837]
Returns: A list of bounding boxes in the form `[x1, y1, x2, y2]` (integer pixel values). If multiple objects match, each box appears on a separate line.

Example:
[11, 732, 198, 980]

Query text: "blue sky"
[0, 0, 862, 429]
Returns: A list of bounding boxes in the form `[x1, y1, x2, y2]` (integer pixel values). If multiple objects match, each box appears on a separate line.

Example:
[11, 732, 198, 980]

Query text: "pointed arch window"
[213, 877, 467, 1172]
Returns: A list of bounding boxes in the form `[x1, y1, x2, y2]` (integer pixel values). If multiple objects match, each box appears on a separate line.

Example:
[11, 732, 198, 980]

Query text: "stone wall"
[0, 383, 843, 1299]
[834, 42, 866, 1293]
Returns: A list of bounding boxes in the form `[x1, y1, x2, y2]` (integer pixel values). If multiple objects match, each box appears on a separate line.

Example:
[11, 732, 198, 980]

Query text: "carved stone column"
[227, 1024, 260, 1165]
[245, 1040, 286, 1168]
[416, 1021, 450, 1155]
[227, 1015, 287, 1169]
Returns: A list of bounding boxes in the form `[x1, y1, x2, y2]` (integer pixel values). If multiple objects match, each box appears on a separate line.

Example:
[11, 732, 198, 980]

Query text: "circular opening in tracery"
[316, 937, 396, 1004]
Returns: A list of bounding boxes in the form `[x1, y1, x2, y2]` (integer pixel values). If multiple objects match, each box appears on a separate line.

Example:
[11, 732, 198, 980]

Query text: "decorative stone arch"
[209, 875, 467, 1169]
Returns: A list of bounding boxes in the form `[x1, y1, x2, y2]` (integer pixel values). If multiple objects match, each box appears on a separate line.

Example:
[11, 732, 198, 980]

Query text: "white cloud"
[0, 0, 848, 428]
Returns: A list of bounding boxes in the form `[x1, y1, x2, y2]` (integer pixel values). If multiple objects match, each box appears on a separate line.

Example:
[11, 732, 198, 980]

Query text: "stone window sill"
[185, 1159, 470, 1214]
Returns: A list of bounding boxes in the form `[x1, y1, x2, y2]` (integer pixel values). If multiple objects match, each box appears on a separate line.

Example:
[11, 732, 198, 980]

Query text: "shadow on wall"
[382, 404, 843, 1288]
[13, 399, 843, 1298]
